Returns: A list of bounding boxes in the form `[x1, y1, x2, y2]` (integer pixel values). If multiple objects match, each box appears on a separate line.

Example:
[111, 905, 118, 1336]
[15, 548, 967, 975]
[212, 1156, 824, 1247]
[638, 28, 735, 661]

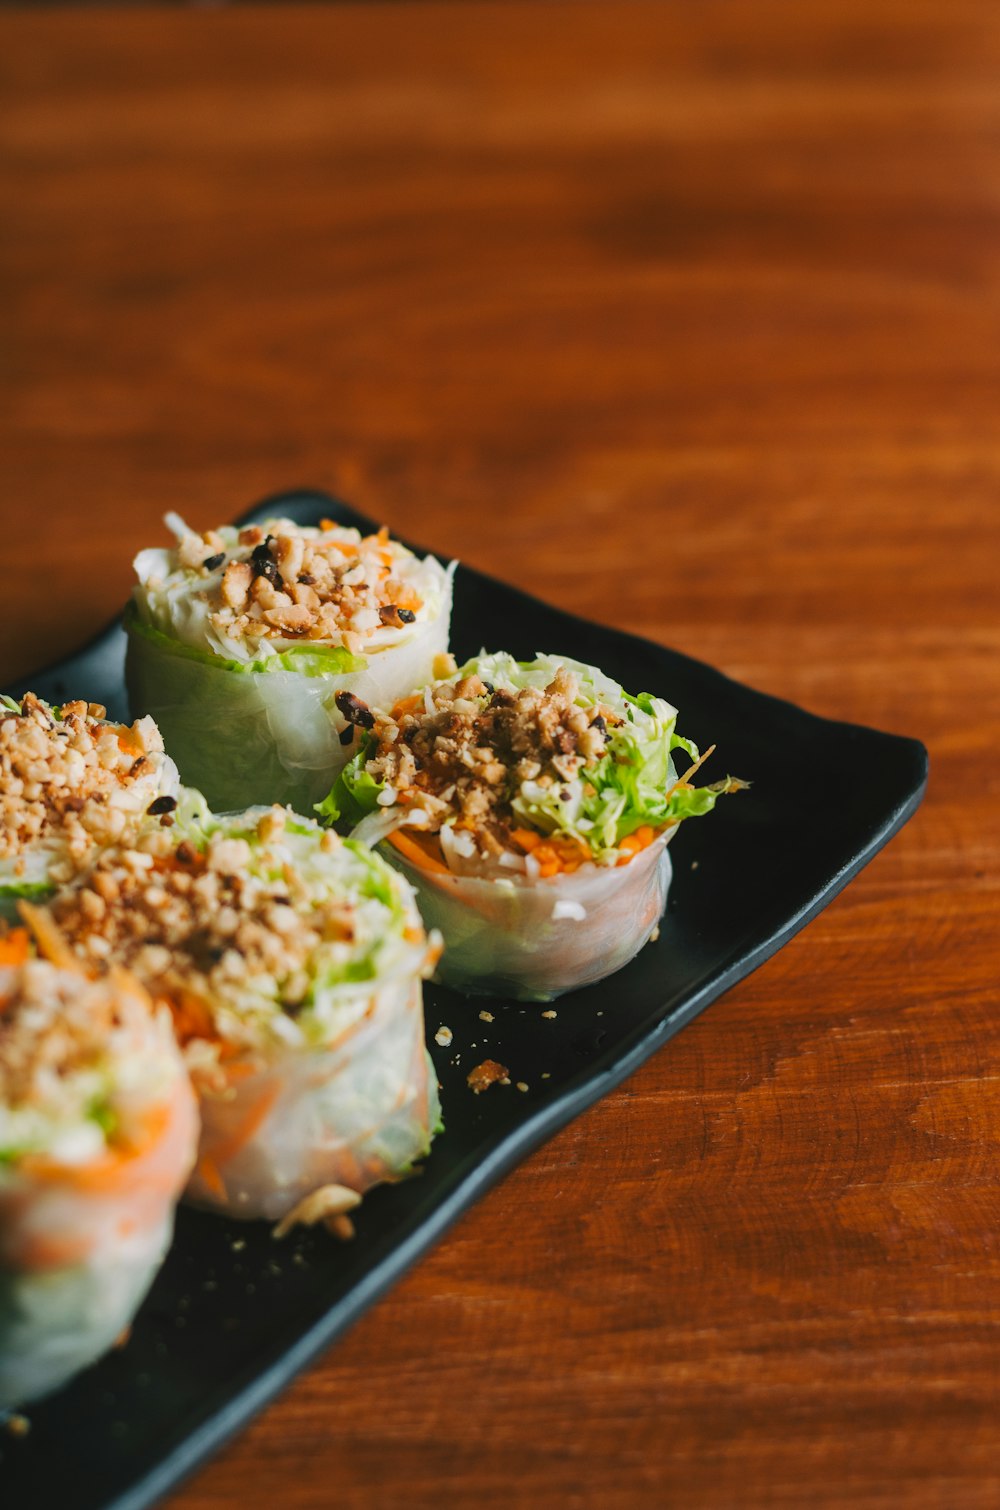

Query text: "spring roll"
[321, 652, 744, 1001]
[126, 514, 455, 812]
[49, 805, 441, 1222]
[0, 934, 197, 1408]
[0, 693, 180, 923]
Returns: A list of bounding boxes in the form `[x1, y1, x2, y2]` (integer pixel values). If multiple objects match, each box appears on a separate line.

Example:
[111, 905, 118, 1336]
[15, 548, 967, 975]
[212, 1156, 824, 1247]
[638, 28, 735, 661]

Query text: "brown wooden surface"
[2, 3, 999, 1505]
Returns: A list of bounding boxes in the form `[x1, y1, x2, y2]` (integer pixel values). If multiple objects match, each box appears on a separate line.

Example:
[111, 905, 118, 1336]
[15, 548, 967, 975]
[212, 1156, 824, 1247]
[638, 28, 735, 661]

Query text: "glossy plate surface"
[0, 490, 928, 1510]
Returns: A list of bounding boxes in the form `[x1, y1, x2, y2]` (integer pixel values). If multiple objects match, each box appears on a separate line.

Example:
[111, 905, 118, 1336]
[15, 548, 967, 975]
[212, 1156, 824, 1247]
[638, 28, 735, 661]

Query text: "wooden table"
[2, 3, 998, 1505]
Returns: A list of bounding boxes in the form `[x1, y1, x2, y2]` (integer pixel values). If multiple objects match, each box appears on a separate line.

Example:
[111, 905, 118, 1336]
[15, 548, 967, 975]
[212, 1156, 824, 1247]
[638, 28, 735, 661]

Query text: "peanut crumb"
[272, 1183, 361, 1241]
[516, 1082, 529, 1093]
[467, 1059, 509, 1093]
[541, 1010, 557, 1019]
[478, 1010, 494, 1023]
[434, 1025, 453, 1047]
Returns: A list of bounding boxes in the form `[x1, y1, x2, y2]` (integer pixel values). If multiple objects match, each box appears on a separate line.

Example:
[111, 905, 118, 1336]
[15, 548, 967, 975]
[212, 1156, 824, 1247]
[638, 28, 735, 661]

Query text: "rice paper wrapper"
[384, 836, 674, 1002]
[124, 588, 453, 814]
[185, 974, 439, 1222]
[0, 1212, 174, 1409]
[0, 1075, 197, 1408]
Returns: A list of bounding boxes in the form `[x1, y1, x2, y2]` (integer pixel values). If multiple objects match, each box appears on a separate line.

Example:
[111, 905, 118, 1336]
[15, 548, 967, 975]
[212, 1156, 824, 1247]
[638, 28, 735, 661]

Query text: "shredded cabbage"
[323, 651, 743, 863]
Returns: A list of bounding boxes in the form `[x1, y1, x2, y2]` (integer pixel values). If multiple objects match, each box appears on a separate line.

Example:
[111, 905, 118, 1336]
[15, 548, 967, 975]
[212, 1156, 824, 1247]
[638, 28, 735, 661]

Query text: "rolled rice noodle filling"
[334, 651, 721, 881]
[48, 805, 436, 1067]
[0, 958, 180, 1169]
[132, 515, 454, 665]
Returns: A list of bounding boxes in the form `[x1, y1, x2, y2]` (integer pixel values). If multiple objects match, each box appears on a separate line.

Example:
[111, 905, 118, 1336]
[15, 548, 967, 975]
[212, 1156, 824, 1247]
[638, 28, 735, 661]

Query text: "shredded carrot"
[162, 988, 218, 1046]
[0, 928, 30, 966]
[21, 1102, 171, 1189]
[616, 824, 662, 866]
[387, 829, 452, 876]
[202, 1084, 281, 1174]
[510, 828, 591, 874]
[196, 1155, 228, 1203]
[15, 1233, 94, 1269]
[18, 903, 85, 974]
[663, 744, 716, 803]
[391, 693, 424, 718]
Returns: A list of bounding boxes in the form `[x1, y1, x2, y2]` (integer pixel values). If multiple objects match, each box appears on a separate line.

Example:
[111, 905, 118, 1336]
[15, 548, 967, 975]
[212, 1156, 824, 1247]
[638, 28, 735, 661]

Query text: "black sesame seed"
[146, 794, 177, 816]
[482, 681, 495, 694]
[335, 691, 375, 729]
[250, 541, 284, 592]
[559, 789, 571, 802]
[397, 608, 416, 623]
[297, 573, 316, 585]
[202, 552, 226, 571]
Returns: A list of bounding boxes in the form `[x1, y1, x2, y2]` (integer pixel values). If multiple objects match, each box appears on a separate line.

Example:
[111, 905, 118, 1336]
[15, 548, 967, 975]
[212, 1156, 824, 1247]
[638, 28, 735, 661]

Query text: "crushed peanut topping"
[0, 694, 174, 869]
[162, 518, 435, 653]
[362, 667, 620, 857]
[48, 809, 426, 1051]
[0, 960, 157, 1125]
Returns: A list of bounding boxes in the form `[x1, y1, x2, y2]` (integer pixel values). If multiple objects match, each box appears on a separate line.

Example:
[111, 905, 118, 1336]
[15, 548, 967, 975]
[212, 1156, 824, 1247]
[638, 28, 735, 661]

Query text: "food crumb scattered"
[690, 859, 699, 870]
[541, 1072, 551, 1079]
[649, 925, 661, 943]
[272, 1183, 361, 1240]
[479, 1010, 494, 1023]
[467, 1059, 510, 1093]
[231, 1239, 246, 1253]
[326, 1214, 356, 1241]
[541, 1010, 557, 1019]
[435, 1025, 453, 1047]
[516, 1082, 529, 1093]
[4, 1414, 30, 1439]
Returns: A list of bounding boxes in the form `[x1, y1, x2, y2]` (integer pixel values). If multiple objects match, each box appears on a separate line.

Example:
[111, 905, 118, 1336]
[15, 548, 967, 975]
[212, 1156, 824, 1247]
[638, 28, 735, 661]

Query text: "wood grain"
[2, 3, 999, 1505]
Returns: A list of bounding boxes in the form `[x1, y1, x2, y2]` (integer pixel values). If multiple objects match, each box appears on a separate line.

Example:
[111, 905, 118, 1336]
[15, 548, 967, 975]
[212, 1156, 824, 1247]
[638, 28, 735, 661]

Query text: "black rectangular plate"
[1, 489, 928, 1510]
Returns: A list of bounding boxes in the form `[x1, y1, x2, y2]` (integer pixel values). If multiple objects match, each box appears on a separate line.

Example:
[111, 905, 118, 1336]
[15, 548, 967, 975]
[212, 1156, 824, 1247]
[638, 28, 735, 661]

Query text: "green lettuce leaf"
[124, 607, 367, 678]
[0, 881, 56, 900]
[315, 741, 384, 827]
